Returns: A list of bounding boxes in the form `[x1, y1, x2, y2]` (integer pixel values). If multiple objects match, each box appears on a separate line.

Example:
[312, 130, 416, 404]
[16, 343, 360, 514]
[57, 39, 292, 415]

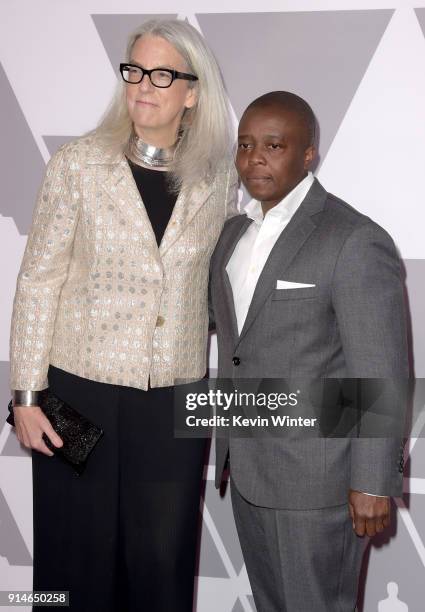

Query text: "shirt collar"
[244, 171, 315, 226]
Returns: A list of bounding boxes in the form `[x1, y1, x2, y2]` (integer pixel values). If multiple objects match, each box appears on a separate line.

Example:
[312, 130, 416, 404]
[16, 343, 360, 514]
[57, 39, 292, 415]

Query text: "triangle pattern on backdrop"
[197, 10, 394, 170]
[0, 63, 46, 235]
[92, 13, 178, 75]
[415, 8, 425, 38]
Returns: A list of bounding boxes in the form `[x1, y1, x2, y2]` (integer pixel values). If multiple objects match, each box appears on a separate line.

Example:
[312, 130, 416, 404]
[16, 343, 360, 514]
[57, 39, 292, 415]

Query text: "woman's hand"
[12, 405, 63, 456]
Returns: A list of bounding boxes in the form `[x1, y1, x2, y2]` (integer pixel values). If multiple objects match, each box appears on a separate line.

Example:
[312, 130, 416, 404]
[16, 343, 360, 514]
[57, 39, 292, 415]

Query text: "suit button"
[232, 356, 240, 366]
[156, 316, 165, 327]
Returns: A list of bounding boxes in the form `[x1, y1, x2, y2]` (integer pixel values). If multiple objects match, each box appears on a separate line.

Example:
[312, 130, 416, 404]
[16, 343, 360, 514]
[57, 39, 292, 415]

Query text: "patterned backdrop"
[0, 1, 424, 610]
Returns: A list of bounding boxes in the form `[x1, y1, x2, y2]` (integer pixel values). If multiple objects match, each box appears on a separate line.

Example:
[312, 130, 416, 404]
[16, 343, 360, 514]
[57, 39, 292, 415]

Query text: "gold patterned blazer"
[9, 134, 238, 392]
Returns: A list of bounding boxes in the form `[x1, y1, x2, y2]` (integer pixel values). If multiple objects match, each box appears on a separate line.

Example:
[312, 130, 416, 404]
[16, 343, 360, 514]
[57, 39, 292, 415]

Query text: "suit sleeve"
[9, 143, 81, 392]
[331, 220, 409, 497]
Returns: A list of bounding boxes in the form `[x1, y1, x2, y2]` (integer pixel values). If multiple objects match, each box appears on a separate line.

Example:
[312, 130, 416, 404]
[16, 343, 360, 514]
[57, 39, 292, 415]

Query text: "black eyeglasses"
[119, 63, 198, 88]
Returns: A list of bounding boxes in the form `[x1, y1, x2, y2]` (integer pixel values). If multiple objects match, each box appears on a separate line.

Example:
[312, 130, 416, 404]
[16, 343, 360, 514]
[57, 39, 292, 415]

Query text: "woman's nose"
[138, 74, 155, 92]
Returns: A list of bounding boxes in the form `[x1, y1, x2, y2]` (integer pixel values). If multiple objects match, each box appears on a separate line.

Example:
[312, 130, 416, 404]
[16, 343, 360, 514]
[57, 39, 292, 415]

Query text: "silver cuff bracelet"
[12, 390, 41, 407]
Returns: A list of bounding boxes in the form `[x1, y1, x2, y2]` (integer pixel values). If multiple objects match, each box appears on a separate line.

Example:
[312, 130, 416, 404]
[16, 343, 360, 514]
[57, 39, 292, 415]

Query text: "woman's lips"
[136, 100, 156, 106]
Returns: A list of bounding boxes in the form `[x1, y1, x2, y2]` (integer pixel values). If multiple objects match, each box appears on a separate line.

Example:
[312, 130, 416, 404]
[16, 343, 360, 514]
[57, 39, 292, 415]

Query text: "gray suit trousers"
[231, 476, 369, 612]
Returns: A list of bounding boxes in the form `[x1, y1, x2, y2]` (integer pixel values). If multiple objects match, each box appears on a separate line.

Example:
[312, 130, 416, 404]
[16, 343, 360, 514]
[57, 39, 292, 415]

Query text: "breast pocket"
[271, 286, 318, 301]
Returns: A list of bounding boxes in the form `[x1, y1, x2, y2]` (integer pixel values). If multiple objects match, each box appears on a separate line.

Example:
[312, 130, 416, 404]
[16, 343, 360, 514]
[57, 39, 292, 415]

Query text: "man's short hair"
[244, 91, 316, 147]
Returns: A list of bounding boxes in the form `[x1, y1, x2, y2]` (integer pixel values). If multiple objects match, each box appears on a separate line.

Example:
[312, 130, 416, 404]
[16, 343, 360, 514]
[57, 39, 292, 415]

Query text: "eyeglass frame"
[119, 63, 198, 88]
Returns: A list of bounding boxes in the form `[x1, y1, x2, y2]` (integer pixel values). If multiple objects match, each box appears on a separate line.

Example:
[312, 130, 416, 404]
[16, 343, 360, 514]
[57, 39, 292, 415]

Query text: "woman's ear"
[184, 83, 198, 110]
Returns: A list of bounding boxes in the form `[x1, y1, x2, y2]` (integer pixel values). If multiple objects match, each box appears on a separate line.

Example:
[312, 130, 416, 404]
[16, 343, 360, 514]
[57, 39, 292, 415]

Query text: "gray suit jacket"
[210, 178, 408, 509]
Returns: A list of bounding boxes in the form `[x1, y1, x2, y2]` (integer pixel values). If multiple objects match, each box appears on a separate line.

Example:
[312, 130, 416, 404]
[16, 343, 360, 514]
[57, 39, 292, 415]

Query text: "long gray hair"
[92, 19, 235, 193]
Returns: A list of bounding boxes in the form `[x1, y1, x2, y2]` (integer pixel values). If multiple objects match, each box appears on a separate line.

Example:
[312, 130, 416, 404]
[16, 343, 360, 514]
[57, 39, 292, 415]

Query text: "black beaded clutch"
[6, 388, 104, 475]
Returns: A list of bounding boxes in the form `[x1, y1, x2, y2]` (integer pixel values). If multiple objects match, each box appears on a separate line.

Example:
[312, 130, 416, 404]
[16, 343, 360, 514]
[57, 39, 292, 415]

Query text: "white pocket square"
[276, 280, 316, 289]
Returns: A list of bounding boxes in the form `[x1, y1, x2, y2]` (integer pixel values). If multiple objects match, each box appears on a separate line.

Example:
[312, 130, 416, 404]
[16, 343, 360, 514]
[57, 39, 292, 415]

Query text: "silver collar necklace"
[129, 132, 180, 168]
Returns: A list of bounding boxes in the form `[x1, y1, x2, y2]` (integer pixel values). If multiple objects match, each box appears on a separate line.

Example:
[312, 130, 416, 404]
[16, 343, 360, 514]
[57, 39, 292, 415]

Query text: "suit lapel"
[235, 178, 328, 348]
[218, 216, 253, 344]
[235, 213, 316, 347]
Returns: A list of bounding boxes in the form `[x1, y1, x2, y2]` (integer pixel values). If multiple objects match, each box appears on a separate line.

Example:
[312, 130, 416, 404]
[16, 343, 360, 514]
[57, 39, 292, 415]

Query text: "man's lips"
[245, 176, 272, 182]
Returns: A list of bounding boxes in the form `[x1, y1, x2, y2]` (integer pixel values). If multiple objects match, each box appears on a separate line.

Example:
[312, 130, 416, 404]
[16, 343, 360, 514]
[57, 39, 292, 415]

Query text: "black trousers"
[32, 365, 206, 612]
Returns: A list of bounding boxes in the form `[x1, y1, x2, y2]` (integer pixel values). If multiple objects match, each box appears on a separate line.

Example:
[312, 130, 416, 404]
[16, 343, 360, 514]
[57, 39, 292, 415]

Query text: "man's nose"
[248, 148, 266, 165]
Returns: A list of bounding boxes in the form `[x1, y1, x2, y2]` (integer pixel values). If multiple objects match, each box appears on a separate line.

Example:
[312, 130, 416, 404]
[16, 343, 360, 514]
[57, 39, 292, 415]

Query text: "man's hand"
[348, 489, 390, 537]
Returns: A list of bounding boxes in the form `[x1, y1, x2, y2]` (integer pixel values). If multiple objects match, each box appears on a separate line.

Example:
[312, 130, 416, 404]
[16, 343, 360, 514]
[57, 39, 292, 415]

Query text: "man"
[209, 91, 408, 611]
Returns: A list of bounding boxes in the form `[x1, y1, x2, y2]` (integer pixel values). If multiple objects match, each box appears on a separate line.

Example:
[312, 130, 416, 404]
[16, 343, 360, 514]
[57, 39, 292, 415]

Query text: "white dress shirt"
[226, 171, 314, 335]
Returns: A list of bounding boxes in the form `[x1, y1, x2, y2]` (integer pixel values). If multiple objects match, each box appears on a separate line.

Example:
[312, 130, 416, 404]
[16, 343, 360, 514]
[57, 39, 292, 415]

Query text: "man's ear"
[304, 145, 316, 169]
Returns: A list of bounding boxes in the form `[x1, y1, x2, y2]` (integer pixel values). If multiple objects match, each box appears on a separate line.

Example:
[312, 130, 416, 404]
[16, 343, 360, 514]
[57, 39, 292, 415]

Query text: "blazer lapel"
[87, 138, 214, 263]
[235, 178, 328, 348]
[159, 180, 214, 256]
[99, 156, 163, 268]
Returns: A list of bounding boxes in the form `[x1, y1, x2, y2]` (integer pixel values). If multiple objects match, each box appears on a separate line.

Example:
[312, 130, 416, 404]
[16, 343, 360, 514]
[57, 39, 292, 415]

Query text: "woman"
[9, 19, 238, 612]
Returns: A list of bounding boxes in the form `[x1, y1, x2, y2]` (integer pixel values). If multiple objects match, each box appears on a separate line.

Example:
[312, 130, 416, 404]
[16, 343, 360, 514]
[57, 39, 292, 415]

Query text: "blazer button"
[156, 316, 165, 327]
[232, 356, 240, 366]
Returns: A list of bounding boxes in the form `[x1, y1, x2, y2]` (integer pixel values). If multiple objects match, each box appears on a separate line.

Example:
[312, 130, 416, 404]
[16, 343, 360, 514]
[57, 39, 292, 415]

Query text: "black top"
[126, 157, 178, 247]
